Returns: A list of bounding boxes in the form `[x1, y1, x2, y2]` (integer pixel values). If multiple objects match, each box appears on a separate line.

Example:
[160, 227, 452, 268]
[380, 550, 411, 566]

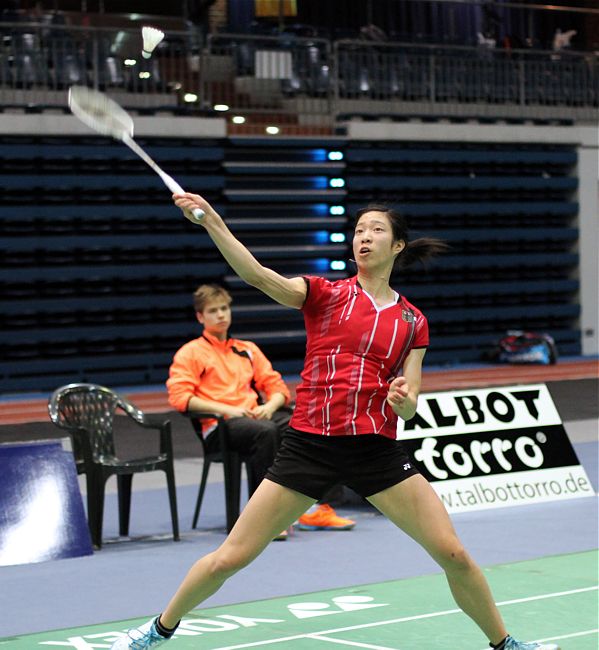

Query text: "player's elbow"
[167, 390, 190, 413]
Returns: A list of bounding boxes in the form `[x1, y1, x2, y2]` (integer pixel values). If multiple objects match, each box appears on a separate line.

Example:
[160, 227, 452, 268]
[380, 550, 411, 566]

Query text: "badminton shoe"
[501, 636, 560, 650]
[296, 504, 355, 530]
[110, 617, 170, 649]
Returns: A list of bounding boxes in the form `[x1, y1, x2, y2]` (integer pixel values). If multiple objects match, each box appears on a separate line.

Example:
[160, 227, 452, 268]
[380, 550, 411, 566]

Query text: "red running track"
[1, 359, 596, 426]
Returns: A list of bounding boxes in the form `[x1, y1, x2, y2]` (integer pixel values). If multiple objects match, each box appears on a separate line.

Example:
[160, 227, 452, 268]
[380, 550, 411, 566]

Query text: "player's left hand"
[386, 376, 410, 409]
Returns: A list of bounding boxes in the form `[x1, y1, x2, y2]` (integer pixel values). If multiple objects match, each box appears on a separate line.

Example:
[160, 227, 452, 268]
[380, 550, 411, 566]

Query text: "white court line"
[533, 629, 599, 643]
[212, 586, 598, 650]
[212, 607, 461, 650]
[496, 585, 598, 607]
[307, 634, 400, 649]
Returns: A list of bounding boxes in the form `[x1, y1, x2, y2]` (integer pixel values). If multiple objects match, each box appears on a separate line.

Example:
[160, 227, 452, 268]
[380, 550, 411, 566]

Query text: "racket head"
[68, 86, 134, 141]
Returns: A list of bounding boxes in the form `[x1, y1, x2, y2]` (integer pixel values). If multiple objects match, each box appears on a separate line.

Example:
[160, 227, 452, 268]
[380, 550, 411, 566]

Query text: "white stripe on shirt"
[350, 311, 379, 434]
[338, 284, 353, 323]
[321, 345, 340, 435]
[385, 319, 399, 359]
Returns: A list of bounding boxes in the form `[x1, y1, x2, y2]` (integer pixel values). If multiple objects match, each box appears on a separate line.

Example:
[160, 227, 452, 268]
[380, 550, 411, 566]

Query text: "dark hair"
[355, 204, 449, 267]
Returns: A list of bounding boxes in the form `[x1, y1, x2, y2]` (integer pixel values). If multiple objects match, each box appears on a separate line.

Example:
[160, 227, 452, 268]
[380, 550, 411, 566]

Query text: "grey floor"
[0, 415, 597, 639]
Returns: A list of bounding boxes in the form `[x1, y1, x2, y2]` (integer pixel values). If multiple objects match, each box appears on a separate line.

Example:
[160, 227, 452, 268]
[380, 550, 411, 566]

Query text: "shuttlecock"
[142, 26, 164, 59]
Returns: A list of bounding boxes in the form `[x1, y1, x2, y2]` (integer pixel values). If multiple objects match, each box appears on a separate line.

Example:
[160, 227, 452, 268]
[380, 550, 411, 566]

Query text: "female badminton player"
[111, 195, 560, 650]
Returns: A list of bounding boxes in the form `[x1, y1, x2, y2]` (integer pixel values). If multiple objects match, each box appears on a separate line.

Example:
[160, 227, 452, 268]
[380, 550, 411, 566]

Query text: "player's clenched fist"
[386, 376, 410, 409]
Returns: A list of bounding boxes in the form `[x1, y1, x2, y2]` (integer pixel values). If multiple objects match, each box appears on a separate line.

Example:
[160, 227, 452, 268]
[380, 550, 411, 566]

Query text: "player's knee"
[255, 422, 279, 444]
[209, 547, 252, 579]
[264, 419, 280, 435]
[437, 541, 472, 573]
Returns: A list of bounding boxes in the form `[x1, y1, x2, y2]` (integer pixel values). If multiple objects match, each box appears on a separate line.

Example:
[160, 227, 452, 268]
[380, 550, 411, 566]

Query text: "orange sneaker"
[296, 504, 355, 531]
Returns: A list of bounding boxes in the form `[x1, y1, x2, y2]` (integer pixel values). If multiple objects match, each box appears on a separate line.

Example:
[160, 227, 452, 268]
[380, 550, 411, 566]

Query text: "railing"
[334, 39, 598, 119]
[0, 22, 597, 124]
[0, 21, 201, 110]
[201, 32, 333, 126]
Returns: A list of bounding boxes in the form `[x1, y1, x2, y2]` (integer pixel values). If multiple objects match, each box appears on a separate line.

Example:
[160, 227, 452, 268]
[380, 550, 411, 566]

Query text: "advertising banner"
[397, 384, 594, 513]
[0, 438, 93, 566]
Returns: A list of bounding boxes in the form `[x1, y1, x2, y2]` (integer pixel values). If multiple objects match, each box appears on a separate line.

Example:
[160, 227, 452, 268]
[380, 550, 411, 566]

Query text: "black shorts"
[264, 427, 420, 501]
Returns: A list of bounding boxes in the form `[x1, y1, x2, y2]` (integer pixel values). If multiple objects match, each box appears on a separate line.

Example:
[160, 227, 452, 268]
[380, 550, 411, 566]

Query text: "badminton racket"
[68, 85, 205, 222]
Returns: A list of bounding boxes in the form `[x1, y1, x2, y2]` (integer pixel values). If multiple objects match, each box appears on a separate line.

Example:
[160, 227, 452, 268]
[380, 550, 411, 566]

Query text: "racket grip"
[190, 208, 205, 223]
[159, 172, 205, 222]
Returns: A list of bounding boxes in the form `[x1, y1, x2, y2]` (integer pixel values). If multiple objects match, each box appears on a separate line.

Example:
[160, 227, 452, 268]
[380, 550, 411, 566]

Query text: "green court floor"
[2, 551, 597, 649]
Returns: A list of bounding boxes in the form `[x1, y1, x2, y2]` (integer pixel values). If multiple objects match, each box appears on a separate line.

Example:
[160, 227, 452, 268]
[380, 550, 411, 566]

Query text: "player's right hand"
[173, 192, 215, 225]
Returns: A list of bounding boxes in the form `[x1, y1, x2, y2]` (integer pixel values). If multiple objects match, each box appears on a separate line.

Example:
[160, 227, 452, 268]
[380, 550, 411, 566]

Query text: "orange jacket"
[167, 330, 290, 417]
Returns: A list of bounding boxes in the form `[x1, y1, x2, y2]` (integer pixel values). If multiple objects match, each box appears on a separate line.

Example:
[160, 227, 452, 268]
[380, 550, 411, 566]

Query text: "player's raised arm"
[173, 192, 307, 309]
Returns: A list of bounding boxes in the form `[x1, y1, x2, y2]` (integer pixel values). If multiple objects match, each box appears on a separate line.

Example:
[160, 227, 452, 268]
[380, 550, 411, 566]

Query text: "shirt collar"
[201, 330, 231, 349]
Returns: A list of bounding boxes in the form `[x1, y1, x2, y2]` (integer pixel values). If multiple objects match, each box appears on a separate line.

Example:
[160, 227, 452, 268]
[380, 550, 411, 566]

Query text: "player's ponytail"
[399, 237, 449, 268]
[355, 204, 449, 268]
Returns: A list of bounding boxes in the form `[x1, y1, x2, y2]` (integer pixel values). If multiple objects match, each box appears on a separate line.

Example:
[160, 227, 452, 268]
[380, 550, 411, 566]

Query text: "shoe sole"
[296, 524, 355, 530]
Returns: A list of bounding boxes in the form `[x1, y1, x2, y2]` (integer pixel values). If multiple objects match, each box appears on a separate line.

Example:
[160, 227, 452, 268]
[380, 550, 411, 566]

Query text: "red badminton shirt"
[289, 275, 429, 439]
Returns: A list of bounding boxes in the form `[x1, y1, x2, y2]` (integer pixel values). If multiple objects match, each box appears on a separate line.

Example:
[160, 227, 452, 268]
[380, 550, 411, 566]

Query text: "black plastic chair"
[48, 382, 179, 549]
[185, 411, 254, 533]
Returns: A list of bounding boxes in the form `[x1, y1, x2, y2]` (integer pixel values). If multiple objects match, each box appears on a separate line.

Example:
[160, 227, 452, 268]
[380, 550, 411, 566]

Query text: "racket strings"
[69, 86, 133, 139]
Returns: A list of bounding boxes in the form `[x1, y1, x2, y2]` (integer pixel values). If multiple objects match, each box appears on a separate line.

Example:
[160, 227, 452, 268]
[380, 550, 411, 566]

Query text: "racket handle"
[122, 136, 206, 223]
[159, 171, 205, 222]
[189, 208, 205, 222]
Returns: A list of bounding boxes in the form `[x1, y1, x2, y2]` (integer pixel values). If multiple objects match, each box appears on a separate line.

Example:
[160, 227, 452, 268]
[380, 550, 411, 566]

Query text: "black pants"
[204, 407, 292, 496]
